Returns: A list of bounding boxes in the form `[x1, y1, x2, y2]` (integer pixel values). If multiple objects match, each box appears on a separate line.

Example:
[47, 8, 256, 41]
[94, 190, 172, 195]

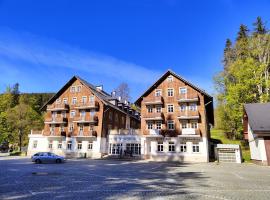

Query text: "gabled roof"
[41, 76, 139, 120]
[135, 69, 213, 106]
[244, 103, 270, 132]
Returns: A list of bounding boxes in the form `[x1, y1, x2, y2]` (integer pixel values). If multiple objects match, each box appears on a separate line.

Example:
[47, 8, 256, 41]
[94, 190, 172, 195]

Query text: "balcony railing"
[143, 96, 163, 105]
[178, 94, 199, 103]
[177, 110, 200, 120]
[44, 116, 68, 124]
[47, 104, 69, 111]
[43, 131, 66, 137]
[74, 130, 97, 137]
[74, 101, 99, 110]
[72, 115, 98, 124]
[143, 112, 164, 121]
[181, 128, 200, 135]
[109, 129, 141, 135]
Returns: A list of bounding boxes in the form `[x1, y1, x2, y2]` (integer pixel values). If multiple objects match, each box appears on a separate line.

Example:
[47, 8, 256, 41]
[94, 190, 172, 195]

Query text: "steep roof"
[41, 76, 139, 120]
[244, 103, 270, 132]
[135, 69, 212, 106]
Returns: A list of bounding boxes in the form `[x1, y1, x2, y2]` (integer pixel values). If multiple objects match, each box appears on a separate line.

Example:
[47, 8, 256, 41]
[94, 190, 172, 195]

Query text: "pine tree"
[237, 24, 249, 41]
[223, 39, 234, 69]
[253, 16, 267, 35]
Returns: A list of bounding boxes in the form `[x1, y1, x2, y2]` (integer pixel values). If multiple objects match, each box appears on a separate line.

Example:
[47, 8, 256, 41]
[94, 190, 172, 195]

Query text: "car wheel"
[35, 159, 41, 164]
[56, 159, 61, 163]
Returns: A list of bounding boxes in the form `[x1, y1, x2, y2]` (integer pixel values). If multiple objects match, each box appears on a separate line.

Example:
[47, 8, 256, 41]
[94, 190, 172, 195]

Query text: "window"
[48, 141, 53, 149]
[61, 111, 66, 118]
[191, 121, 198, 129]
[63, 98, 68, 104]
[167, 104, 174, 113]
[167, 120, 175, 130]
[80, 110, 86, 117]
[88, 142, 93, 150]
[109, 143, 122, 155]
[72, 97, 77, 105]
[79, 124, 84, 132]
[157, 142, 164, 152]
[56, 98, 61, 104]
[50, 125, 55, 135]
[33, 140, 38, 149]
[89, 95, 95, 103]
[180, 144, 187, 152]
[155, 89, 162, 97]
[82, 96, 87, 104]
[58, 142, 62, 149]
[189, 103, 197, 111]
[147, 106, 153, 113]
[156, 106, 162, 113]
[181, 121, 188, 129]
[69, 123, 74, 132]
[60, 125, 65, 132]
[156, 121, 162, 130]
[147, 122, 153, 129]
[167, 88, 174, 97]
[77, 142, 82, 150]
[179, 87, 187, 94]
[70, 110, 76, 118]
[70, 86, 76, 93]
[67, 141, 72, 150]
[168, 142, 175, 152]
[180, 104, 187, 112]
[167, 75, 173, 82]
[77, 85, 82, 92]
[193, 144, 200, 153]
[126, 143, 141, 155]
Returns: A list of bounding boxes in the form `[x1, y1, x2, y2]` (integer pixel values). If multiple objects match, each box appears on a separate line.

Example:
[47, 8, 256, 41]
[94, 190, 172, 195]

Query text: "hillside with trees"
[0, 84, 54, 150]
[214, 17, 270, 138]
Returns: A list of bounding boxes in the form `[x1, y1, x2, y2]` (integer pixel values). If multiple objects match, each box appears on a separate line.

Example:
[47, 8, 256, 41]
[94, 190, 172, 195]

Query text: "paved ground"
[0, 157, 270, 200]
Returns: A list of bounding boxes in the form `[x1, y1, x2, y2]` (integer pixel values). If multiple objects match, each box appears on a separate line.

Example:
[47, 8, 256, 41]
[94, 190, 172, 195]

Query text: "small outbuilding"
[216, 144, 242, 163]
[243, 103, 270, 166]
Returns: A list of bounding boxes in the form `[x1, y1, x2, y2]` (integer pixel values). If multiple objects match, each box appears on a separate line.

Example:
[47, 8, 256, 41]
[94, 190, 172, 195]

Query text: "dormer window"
[167, 75, 173, 82]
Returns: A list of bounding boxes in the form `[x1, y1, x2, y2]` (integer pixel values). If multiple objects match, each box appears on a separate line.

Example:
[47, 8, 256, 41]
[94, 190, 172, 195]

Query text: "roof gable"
[135, 69, 212, 106]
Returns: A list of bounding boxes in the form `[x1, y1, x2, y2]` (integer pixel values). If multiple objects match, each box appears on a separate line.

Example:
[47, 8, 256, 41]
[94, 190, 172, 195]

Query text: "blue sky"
[0, 0, 270, 101]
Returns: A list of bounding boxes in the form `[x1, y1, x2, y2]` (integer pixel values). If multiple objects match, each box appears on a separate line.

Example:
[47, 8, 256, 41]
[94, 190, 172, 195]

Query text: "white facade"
[247, 124, 267, 162]
[28, 129, 209, 162]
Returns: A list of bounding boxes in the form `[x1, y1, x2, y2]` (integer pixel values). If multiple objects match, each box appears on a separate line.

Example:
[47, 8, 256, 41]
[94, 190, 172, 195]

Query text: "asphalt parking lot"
[0, 157, 270, 200]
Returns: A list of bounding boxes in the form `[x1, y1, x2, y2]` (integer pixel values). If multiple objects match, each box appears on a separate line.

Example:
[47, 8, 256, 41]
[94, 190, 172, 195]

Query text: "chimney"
[118, 96, 122, 101]
[111, 91, 116, 97]
[96, 85, 103, 91]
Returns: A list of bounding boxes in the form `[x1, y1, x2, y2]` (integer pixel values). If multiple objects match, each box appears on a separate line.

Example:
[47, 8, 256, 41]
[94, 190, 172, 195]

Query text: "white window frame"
[48, 141, 53, 149]
[58, 142, 62, 149]
[180, 144, 187, 152]
[191, 120, 198, 129]
[70, 110, 76, 118]
[88, 142, 93, 150]
[156, 106, 162, 113]
[156, 121, 162, 130]
[77, 142, 82, 150]
[82, 96, 87, 104]
[189, 103, 197, 111]
[181, 120, 188, 129]
[167, 75, 173, 82]
[167, 88, 174, 97]
[67, 141, 72, 150]
[63, 98, 68, 104]
[192, 144, 200, 153]
[167, 104, 174, 113]
[70, 86, 76, 93]
[72, 97, 77, 105]
[157, 142, 164, 152]
[69, 123, 74, 132]
[147, 106, 153, 113]
[168, 142, 175, 152]
[179, 87, 187, 94]
[155, 89, 162, 97]
[56, 98, 61, 104]
[167, 120, 175, 130]
[33, 140, 38, 149]
[147, 121, 153, 130]
[77, 85, 82, 92]
[180, 104, 187, 112]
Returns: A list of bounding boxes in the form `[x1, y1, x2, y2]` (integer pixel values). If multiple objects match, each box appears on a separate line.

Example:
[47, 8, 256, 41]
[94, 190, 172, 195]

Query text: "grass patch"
[211, 128, 251, 162]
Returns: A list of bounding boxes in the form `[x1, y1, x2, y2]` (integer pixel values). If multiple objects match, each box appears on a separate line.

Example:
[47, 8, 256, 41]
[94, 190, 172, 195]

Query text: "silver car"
[31, 152, 65, 164]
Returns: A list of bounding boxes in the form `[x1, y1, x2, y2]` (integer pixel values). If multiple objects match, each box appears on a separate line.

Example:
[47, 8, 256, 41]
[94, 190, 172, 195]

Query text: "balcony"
[43, 131, 66, 137]
[47, 104, 69, 111]
[72, 115, 98, 124]
[143, 112, 164, 121]
[143, 96, 163, 105]
[177, 110, 200, 120]
[178, 94, 199, 103]
[181, 128, 200, 135]
[74, 101, 99, 110]
[44, 116, 68, 124]
[73, 130, 97, 137]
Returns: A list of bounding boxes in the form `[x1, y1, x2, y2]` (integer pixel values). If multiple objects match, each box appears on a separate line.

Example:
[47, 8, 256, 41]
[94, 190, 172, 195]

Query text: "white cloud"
[0, 27, 161, 85]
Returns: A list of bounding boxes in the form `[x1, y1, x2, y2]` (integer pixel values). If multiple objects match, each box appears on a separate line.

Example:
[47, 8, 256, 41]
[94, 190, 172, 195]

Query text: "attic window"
[77, 86, 82, 92]
[70, 86, 76, 93]
[167, 75, 173, 82]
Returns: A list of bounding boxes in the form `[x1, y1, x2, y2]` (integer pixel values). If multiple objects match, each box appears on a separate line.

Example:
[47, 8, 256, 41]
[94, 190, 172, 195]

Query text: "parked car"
[31, 152, 65, 164]
[0, 141, 9, 153]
